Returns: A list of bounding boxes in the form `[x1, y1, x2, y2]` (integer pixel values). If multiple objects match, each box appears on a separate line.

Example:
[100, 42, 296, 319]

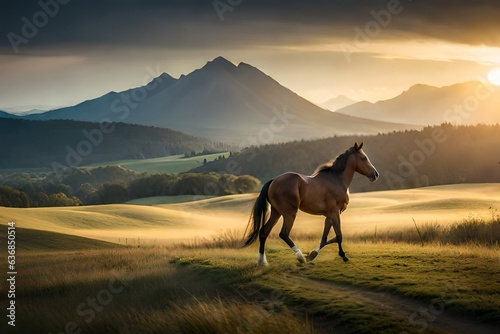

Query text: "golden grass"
[10, 247, 319, 334]
[1, 183, 499, 247]
[7, 240, 498, 333]
[1, 184, 499, 333]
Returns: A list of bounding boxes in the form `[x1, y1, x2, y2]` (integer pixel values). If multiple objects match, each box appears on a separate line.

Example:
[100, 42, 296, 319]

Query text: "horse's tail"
[243, 179, 273, 247]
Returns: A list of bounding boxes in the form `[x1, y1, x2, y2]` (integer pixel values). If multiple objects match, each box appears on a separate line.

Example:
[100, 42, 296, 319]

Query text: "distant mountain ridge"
[336, 81, 500, 125]
[0, 110, 19, 119]
[4, 57, 414, 142]
[320, 95, 357, 111]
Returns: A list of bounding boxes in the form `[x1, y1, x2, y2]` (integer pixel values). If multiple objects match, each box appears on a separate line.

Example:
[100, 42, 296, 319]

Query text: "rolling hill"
[337, 81, 500, 125]
[12, 57, 414, 142]
[1, 184, 498, 246]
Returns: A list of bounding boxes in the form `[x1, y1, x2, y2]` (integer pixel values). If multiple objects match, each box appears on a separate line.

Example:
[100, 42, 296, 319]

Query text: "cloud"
[1, 0, 498, 108]
[1, 0, 499, 56]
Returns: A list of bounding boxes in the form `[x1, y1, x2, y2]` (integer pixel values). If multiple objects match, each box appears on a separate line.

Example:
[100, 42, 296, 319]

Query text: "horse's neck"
[341, 167, 355, 190]
[340, 155, 357, 189]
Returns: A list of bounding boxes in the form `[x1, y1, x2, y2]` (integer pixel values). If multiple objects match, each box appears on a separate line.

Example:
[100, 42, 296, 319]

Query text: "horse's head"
[353, 142, 379, 182]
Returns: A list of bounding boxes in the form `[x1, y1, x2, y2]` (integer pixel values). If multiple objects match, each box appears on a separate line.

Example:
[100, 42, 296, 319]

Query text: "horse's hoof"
[342, 256, 349, 262]
[297, 255, 307, 264]
[307, 250, 318, 262]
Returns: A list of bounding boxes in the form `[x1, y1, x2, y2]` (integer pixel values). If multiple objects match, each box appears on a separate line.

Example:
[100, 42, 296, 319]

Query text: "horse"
[243, 142, 379, 266]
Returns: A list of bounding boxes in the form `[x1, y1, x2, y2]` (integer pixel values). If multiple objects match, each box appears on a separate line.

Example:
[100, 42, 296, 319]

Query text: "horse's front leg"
[330, 210, 349, 262]
[307, 218, 333, 262]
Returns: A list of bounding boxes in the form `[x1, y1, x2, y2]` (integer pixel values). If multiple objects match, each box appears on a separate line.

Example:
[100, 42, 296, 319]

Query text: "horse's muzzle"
[369, 171, 379, 182]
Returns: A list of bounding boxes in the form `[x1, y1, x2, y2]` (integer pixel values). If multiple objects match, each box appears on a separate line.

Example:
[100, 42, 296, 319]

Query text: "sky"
[1, 0, 500, 112]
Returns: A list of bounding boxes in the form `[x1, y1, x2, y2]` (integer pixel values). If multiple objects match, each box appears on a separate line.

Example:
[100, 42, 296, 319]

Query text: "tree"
[97, 184, 130, 204]
[47, 193, 81, 207]
[0, 186, 32, 207]
[234, 175, 261, 193]
[34, 192, 50, 207]
[75, 183, 97, 204]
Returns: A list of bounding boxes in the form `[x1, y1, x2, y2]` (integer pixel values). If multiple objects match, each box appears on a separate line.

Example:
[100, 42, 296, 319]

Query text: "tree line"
[0, 118, 232, 169]
[193, 123, 500, 192]
[3, 123, 500, 207]
[0, 166, 260, 207]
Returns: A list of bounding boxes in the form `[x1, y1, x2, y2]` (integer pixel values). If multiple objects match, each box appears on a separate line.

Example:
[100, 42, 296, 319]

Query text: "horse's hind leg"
[258, 207, 281, 266]
[279, 212, 307, 264]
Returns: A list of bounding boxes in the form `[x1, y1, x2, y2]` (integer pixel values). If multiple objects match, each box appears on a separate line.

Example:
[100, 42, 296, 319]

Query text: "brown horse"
[243, 142, 379, 266]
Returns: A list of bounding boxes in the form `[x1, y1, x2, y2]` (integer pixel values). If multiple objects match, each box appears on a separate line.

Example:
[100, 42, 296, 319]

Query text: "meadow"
[87, 152, 230, 174]
[0, 184, 499, 333]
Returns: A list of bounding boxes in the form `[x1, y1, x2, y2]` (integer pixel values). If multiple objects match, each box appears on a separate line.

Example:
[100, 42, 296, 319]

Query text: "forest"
[2, 123, 500, 207]
[0, 166, 260, 207]
[193, 123, 500, 192]
[0, 118, 230, 169]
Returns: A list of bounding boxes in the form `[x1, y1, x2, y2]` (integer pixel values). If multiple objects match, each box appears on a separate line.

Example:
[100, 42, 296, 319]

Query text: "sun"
[487, 67, 500, 86]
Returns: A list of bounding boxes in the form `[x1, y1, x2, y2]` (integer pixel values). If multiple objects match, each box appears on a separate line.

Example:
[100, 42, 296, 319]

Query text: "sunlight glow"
[487, 67, 500, 86]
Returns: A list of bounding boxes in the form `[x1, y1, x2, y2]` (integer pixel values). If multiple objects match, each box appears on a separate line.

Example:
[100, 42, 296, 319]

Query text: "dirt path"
[285, 274, 498, 334]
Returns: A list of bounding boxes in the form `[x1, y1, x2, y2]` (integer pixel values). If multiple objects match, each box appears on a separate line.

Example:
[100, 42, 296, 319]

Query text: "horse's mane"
[313, 147, 354, 175]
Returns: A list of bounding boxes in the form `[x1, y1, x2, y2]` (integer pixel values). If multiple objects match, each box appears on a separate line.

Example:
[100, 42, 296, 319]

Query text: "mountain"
[0, 105, 64, 115]
[26, 72, 177, 123]
[0, 110, 19, 119]
[320, 95, 357, 111]
[0, 118, 229, 170]
[336, 82, 500, 125]
[25, 57, 414, 142]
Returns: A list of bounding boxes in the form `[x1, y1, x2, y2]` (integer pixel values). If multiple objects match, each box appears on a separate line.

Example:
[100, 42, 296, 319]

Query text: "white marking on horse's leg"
[307, 245, 321, 262]
[258, 252, 268, 266]
[291, 246, 307, 264]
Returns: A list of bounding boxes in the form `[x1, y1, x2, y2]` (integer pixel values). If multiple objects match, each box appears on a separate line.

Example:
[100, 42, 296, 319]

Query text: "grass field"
[1, 183, 499, 245]
[1, 239, 499, 333]
[0, 183, 499, 333]
[87, 152, 229, 173]
[125, 195, 215, 206]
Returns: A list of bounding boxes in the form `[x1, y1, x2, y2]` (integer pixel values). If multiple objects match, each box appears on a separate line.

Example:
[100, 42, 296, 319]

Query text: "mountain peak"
[158, 72, 176, 80]
[203, 56, 237, 71]
[142, 72, 177, 91]
[321, 95, 358, 111]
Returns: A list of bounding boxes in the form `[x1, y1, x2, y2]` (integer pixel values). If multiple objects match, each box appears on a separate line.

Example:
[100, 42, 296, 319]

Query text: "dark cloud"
[1, 0, 500, 55]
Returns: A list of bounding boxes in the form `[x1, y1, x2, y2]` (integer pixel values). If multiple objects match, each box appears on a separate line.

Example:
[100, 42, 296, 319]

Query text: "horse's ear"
[354, 142, 363, 151]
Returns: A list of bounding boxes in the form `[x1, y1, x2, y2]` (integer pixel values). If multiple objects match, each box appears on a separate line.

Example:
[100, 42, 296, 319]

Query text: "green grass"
[87, 152, 229, 173]
[292, 242, 500, 321]
[7, 247, 317, 334]
[176, 240, 500, 332]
